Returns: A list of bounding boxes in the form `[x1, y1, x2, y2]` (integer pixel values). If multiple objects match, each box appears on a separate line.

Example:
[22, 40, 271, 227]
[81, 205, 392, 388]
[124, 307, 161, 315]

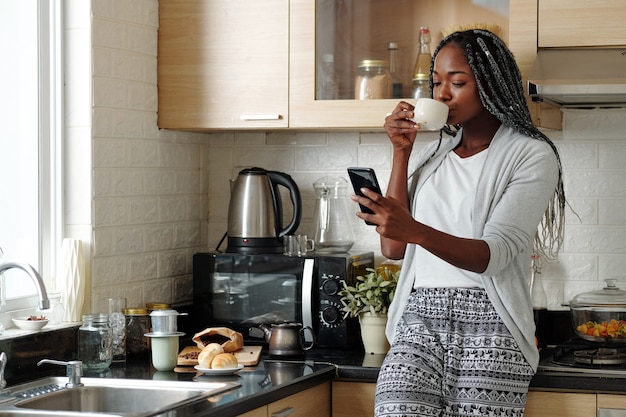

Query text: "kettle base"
[226, 237, 283, 254]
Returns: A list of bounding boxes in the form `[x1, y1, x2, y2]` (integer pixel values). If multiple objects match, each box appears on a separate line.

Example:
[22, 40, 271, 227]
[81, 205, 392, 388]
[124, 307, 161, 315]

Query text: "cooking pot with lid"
[569, 279, 626, 343]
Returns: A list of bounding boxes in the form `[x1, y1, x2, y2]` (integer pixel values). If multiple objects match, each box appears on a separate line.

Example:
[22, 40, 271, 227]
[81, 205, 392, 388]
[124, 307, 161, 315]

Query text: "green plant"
[338, 266, 400, 318]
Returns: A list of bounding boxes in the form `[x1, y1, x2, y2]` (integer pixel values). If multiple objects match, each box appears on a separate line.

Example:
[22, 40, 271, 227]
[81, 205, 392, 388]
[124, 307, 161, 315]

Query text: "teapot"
[258, 322, 315, 356]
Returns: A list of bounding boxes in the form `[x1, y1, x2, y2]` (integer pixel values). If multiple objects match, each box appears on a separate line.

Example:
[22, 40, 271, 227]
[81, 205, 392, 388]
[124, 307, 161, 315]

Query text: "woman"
[353, 30, 566, 416]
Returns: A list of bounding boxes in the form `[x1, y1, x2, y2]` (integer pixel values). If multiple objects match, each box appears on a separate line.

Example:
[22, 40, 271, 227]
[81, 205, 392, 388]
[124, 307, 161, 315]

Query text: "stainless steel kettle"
[226, 167, 302, 254]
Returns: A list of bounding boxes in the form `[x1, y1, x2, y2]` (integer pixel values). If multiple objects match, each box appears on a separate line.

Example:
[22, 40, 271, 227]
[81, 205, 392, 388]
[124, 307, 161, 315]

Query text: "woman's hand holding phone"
[347, 167, 382, 226]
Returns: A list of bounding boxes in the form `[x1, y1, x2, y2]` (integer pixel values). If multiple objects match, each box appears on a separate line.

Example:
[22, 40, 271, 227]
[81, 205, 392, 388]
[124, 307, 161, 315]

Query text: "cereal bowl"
[12, 316, 49, 331]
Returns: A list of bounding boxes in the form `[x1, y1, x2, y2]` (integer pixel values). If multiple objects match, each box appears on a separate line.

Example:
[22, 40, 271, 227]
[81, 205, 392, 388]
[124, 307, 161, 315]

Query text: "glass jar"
[78, 314, 112, 371]
[124, 308, 150, 359]
[354, 60, 392, 100]
[146, 302, 171, 312]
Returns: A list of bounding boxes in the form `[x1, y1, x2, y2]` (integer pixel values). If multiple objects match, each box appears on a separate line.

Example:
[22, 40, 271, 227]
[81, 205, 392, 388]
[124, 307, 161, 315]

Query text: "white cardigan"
[386, 125, 559, 370]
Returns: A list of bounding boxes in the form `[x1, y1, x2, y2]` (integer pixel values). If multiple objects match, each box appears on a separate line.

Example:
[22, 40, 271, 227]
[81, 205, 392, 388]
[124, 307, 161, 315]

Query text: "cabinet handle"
[239, 114, 282, 121]
[271, 407, 295, 417]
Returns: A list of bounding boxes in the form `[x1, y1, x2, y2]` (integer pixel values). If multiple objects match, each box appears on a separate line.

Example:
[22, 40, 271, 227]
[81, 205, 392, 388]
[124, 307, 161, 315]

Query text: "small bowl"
[12, 317, 49, 331]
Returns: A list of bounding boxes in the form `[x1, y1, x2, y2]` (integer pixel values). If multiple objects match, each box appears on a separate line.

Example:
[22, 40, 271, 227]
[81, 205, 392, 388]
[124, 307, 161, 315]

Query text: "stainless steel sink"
[1, 377, 240, 417]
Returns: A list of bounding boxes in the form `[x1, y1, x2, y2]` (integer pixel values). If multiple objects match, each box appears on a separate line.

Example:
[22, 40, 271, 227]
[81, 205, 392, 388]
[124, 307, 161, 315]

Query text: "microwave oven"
[192, 251, 374, 347]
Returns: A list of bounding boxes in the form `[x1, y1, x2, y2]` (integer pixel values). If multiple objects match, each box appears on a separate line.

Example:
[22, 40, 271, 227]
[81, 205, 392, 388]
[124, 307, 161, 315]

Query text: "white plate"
[194, 364, 244, 375]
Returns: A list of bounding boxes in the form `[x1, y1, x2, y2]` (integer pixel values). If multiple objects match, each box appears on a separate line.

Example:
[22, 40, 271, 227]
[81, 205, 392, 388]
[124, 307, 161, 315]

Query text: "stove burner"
[573, 348, 626, 365]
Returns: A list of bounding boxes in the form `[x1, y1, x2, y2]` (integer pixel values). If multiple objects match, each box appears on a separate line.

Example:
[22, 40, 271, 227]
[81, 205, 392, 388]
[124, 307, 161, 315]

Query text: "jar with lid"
[355, 60, 392, 100]
[78, 314, 113, 371]
[124, 308, 150, 359]
[146, 302, 171, 312]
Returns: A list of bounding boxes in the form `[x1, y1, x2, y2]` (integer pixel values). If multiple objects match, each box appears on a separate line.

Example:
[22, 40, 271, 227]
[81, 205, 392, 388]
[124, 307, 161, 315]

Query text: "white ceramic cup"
[411, 98, 449, 131]
[149, 335, 179, 371]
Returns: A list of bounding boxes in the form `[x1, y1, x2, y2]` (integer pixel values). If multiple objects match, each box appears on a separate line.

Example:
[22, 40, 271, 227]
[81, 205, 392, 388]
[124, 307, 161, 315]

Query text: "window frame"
[0, 0, 63, 313]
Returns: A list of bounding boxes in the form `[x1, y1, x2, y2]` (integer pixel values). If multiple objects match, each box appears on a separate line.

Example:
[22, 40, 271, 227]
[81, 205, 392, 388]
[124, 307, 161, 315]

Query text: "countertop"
[5, 337, 626, 417]
[28, 346, 622, 417]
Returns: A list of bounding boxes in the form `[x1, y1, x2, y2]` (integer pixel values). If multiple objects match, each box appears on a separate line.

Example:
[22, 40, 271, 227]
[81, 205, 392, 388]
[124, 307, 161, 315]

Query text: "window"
[0, 0, 62, 308]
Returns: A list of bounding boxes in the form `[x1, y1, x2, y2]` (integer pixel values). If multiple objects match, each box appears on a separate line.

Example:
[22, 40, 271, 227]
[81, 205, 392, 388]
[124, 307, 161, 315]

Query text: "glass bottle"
[355, 60, 392, 100]
[317, 53, 338, 100]
[124, 307, 150, 359]
[412, 27, 432, 99]
[387, 42, 403, 98]
[78, 314, 113, 371]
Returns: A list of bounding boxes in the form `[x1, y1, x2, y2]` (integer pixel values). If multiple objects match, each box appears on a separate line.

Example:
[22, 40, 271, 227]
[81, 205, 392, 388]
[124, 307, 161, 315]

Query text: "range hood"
[528, 48, 626, 108]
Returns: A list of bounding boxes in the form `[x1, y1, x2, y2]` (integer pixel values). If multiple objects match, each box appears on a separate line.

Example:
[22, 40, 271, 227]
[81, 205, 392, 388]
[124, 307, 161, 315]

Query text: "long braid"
[429, 29, 566, 259]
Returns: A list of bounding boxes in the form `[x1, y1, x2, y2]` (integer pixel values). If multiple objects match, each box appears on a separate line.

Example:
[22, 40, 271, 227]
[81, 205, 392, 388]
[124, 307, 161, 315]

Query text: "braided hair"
[429, 29, 566, 258]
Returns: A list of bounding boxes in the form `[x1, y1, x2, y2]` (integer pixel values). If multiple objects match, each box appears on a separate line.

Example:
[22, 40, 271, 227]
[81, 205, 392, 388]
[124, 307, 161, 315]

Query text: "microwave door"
[301, 258, 315, 343]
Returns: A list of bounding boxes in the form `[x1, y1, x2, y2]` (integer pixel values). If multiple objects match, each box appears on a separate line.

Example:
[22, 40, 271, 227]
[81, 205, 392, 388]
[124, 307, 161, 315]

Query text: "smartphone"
[347, 167, 382, 225]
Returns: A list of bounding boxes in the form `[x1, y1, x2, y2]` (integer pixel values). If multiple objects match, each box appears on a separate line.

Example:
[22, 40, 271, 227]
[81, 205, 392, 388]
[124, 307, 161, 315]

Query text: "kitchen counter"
[43, 346, 622, 417]
[4, 327, 626, 417]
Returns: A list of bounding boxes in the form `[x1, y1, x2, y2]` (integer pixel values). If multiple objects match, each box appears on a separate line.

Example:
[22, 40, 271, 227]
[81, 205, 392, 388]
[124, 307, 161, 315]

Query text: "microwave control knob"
[320, 304, 342, 326]
[321, 278, 340, 295]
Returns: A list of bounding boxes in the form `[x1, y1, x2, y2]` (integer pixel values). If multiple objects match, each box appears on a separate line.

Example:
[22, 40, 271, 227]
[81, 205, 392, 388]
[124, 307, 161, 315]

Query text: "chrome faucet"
[0, 261, 49, 310]
[37, 359, 83, 388]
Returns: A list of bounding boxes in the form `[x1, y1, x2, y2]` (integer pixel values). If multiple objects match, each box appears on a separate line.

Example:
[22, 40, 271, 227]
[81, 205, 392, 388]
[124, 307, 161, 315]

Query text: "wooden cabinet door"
[539, 0, 626, 47]
[598, 394, 626, 410]
[158, 0, 289, 130]
[289, 0, 510, 130]
[268, 381, 331, 417]
[524, 392, 596, 417]
[239, 406, 267, 417]
[332, 381, 376, 417]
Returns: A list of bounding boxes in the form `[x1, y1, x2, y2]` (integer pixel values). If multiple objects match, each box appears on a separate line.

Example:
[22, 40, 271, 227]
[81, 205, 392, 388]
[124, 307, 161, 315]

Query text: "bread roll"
[197, 343, 224, 369]
[210, 353, 238, 369]
[193, 327, 244, 352]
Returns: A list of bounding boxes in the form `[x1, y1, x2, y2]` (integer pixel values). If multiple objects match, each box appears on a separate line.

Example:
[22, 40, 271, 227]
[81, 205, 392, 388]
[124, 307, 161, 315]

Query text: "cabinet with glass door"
[289, 0, 510, 129]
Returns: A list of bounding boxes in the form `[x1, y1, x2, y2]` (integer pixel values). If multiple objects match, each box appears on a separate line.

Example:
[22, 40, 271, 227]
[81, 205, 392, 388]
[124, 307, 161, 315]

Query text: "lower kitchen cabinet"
[524, 392, 596, 417]
[239, 382, 331, 417]
[598, 394, 626, 410]
[239, 407, 267, 417]
[332, 382, 611, 417]
[332, 381, 375, 417]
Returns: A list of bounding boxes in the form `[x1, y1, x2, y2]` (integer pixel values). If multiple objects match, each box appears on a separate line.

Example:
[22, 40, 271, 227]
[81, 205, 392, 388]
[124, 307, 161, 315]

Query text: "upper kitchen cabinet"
[290, 0, 509, 129]
[538, 0, 626, 47]
[158, 0, 510, 131]
[158, 0, 289, 130]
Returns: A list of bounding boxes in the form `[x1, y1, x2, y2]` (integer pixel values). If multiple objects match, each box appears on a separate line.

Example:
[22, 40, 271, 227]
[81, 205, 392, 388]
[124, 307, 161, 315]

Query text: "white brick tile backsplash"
[129, 253, 158, 281]
[565, 199, 598, 225]
[599, 198, 626, 225]
[600, 254, 626, 281]
[556, 142, 598, 169]
[599, 143, 626, 169]
[295, 145, 358, 171]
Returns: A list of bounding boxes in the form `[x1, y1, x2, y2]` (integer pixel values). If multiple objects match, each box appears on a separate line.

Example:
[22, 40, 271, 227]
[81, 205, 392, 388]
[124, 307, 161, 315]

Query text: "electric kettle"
[226, 167, 302, 254]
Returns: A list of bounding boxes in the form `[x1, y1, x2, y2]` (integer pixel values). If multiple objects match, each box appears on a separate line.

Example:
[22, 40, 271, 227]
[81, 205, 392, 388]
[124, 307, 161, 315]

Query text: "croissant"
[210, 353, 239, 369]
[197, 343, 224, 369]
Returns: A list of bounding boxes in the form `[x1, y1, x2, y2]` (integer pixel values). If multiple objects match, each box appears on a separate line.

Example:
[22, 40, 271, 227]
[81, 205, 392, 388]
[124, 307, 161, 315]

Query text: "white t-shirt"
[413, 148, 488, 288]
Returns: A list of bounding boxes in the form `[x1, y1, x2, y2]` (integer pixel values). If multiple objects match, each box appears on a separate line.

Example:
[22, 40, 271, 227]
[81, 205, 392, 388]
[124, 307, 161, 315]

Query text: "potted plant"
[338, 264, 400, 354]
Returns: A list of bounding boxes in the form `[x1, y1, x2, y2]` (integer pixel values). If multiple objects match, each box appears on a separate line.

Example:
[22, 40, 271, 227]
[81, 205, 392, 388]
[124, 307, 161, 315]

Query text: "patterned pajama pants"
[375, 287, 534, 417]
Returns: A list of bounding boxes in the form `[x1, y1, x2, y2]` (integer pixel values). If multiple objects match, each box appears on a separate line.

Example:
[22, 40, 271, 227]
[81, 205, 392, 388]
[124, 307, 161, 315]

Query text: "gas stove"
[537, 338, 626, 378]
